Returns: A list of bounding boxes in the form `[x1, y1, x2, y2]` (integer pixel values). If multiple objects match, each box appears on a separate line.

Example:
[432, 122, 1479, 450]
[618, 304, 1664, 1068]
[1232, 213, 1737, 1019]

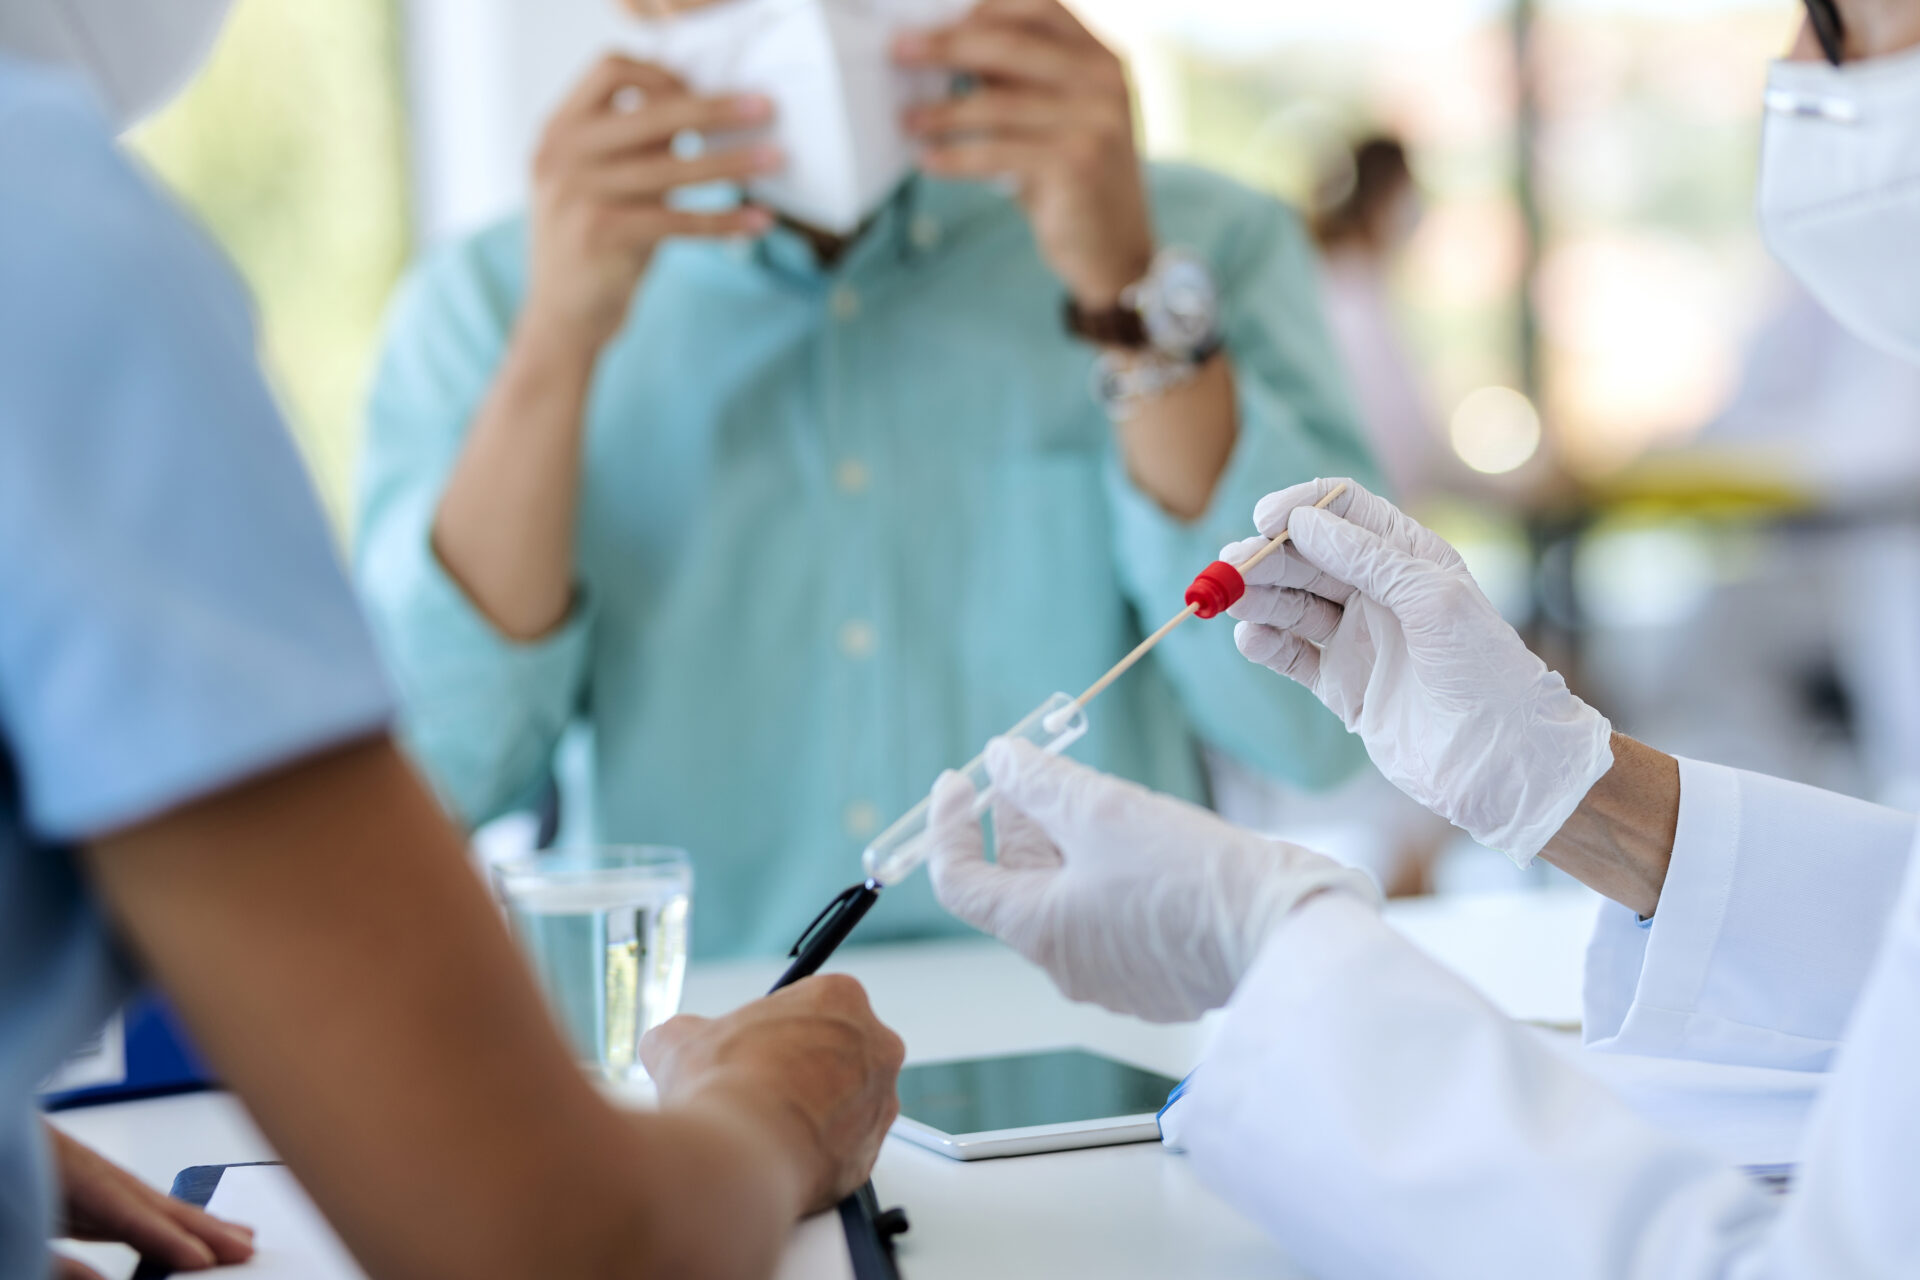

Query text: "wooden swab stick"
[1065, 483, 1349, 715]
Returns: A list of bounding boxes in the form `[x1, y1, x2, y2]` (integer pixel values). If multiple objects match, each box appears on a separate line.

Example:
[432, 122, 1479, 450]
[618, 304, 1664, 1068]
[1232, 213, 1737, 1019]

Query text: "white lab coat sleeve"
[1583, 759, 1917, 1071]
[1760, 846, 1920, 1276]
[1179, 892, 1779, 1280]
[1179, 873, 1920, 1279]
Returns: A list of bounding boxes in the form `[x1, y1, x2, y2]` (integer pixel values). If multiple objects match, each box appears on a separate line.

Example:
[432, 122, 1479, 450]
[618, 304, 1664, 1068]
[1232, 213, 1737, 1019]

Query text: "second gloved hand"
[927, 739, 1380, 1024]
[1221, 478, 1615, 866]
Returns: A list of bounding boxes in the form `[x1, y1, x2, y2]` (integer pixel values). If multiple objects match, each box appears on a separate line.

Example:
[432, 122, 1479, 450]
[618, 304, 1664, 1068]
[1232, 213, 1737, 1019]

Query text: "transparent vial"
[861, 692, 1090, 887]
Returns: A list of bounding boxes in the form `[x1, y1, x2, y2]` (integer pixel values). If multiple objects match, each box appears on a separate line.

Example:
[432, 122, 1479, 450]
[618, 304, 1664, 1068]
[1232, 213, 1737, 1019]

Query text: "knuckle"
[812, 972, 867, 1009]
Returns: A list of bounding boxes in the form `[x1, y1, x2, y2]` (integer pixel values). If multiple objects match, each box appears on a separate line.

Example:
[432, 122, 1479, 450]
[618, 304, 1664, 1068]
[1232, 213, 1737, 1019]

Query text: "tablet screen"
[896, 1049, 1180, 1136]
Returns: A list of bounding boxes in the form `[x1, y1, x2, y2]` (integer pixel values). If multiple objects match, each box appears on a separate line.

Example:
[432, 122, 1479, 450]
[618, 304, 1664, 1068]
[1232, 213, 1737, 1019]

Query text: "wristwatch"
[1067, 249, 1225, 421]
[1064, 247, 1224, 364]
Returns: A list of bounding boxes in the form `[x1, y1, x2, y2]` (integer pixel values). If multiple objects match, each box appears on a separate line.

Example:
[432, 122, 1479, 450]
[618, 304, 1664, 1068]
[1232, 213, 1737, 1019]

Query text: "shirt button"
[835, 458, 871, 496]
[838, 619, 877, 660]
[829, 284, 861, 322]
[909, 214, 942, 252]
[845, 801, 881, 840]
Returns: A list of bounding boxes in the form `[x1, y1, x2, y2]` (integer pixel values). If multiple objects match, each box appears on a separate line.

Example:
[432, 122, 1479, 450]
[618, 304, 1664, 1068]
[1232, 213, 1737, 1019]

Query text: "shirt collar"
[750, 173, 1010, 284]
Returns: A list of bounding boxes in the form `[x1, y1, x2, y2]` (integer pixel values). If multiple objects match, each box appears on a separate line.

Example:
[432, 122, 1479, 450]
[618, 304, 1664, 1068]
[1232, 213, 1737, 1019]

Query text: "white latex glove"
[1221, 477, 1614, 866]
[926, 738, 1381, 1024]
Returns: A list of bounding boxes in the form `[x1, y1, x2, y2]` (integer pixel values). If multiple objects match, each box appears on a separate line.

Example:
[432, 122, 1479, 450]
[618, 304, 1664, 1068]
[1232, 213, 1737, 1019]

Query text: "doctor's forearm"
[1111, 354, 1238, 522]
[1539, 734, 1680, 918]
[432, 320, 599, 642]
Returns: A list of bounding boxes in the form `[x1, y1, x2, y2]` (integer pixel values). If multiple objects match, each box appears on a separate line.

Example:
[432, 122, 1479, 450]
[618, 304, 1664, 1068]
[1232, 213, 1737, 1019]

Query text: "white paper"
[774, 1210, 857, 1280]
[204, 1167, 367, 1279]
[201, 1165, 853, 1280]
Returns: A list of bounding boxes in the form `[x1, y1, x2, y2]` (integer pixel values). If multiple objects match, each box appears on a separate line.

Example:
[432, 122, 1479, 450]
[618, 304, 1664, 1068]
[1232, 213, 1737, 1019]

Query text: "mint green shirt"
[357, 164, 1379, 959]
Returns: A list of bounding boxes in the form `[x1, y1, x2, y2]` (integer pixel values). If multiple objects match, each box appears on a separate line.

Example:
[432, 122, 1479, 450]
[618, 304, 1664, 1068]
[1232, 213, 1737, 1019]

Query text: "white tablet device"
[890, 1049, 1182, 1161]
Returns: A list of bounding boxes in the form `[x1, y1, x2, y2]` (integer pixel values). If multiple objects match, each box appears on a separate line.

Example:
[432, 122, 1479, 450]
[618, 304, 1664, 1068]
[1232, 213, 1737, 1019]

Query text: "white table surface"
[51, 887, 1604, 1280]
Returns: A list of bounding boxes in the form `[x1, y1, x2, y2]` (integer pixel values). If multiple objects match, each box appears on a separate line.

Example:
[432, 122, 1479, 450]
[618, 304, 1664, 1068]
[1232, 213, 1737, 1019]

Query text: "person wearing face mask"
[0, 3, 905, 1277]
[354, 0, 1380, 959]
[914, 2, 1920, 1275]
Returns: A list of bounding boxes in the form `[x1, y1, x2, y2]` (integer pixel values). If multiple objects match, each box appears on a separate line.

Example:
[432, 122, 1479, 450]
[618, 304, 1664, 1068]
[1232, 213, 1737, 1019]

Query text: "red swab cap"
[1185, 561, 1246, 620]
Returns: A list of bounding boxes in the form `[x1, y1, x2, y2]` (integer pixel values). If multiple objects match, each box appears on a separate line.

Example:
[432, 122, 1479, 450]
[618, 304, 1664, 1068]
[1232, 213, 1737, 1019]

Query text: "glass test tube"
[861, 692, 1091, 888]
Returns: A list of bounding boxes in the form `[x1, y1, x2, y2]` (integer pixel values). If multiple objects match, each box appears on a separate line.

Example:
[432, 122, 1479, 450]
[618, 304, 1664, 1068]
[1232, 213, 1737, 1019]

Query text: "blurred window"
[1080, 0, 1800, 481]
[131, 0, 411, 528]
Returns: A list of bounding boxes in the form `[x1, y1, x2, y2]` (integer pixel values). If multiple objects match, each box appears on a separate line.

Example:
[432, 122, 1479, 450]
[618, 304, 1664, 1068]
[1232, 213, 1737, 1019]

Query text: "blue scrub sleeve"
[0, 77, 392, 840]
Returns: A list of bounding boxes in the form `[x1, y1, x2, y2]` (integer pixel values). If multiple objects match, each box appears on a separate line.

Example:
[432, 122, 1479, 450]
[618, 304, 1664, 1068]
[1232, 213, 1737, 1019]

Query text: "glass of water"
[495, 846, 692, 1083]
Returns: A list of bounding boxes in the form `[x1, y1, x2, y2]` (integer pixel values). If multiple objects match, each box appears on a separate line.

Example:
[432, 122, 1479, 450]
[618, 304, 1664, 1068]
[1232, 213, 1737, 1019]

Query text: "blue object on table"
[1157, 1071, 1195, 1152]
[39, 995, 212, 1110]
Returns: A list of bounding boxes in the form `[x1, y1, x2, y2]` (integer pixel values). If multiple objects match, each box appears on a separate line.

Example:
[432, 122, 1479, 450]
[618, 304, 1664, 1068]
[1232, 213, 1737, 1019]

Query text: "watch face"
[1142, 251, 1220, 357]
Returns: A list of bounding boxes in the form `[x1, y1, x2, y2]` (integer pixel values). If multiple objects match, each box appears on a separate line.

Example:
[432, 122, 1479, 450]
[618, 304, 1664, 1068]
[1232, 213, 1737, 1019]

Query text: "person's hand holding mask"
[526, 56, 781, 350]
[1223, 479, 1615, 866]
[897, 0, 1155, 309]
[926, 740, 1379, 1023]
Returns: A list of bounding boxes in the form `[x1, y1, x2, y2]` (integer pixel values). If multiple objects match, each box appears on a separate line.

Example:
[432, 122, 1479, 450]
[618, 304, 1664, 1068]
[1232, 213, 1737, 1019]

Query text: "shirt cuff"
[362, 491, 594, 706]
[1590, 757, 1743, 1054]
[1582, 757, 1897, 1071]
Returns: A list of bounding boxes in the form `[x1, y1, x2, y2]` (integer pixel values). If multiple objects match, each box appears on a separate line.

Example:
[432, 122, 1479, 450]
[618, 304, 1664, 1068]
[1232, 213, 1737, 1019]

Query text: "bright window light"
[1449, 386, 1543, 475]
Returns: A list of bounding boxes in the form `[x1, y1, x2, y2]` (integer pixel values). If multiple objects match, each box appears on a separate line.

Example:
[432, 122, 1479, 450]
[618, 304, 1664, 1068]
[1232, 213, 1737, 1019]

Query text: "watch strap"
[1063, 296, 1150, 350]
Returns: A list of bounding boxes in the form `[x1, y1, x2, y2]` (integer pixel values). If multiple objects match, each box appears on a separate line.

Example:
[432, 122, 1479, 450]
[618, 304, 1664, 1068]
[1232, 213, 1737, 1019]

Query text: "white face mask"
[619, 0, 973, 236]
[0, 0, 233, 131]
[1758, 43, 1920, 365]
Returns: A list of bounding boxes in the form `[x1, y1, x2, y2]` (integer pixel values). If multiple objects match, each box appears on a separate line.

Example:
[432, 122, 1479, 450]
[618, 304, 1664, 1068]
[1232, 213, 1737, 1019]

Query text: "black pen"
[769, 879, 885, 994]
[767, 879, 910, 1270]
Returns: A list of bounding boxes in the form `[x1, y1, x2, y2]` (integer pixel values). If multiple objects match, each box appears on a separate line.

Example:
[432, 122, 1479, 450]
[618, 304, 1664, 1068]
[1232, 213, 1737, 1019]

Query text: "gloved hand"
[1220, 477, 1614, 866]
[927, 739, 1380, 1023]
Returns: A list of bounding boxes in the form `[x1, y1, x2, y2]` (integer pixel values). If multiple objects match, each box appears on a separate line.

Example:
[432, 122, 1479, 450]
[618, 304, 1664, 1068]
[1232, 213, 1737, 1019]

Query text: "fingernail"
[750, 143, 784, 171]
[893, 32, 931, 60]
[730, 93, 772, 121]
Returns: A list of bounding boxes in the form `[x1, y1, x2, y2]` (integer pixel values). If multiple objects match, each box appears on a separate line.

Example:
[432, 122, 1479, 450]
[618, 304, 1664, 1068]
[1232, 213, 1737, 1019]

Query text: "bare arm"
[1105, 352, 1239, 522]
[1538, 734, 1681, 919]
[432, 322, 599, 639]
[81, 738, 894, 1280]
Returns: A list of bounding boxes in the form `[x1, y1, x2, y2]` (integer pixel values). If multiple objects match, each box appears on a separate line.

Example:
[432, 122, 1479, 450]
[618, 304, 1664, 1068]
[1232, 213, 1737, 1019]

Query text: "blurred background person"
[1310, 134, 1452, 507]
[353, 0, 1379, 958]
